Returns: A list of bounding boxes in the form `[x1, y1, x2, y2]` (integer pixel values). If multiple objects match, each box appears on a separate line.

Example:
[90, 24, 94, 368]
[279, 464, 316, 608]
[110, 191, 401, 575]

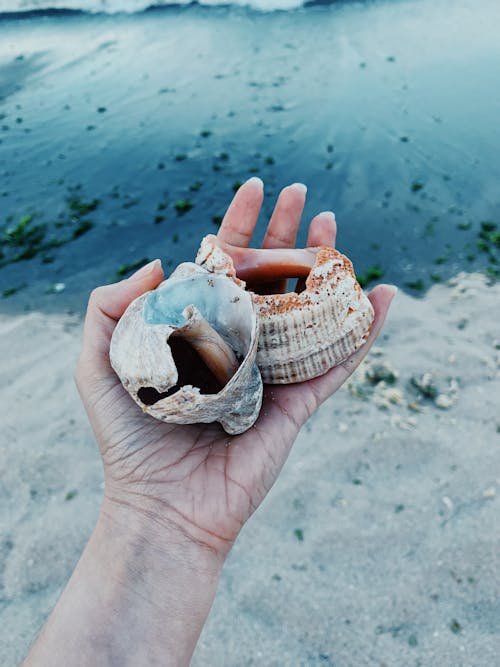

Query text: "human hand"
[25, 179, 394, 667]
[75, 178, 395, 564]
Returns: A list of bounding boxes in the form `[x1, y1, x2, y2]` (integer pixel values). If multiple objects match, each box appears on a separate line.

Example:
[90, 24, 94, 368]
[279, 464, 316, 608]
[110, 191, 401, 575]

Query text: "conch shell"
[110, 263, 262, 435]
[110, 234, 374, 434]
[196, 235, 374, 383]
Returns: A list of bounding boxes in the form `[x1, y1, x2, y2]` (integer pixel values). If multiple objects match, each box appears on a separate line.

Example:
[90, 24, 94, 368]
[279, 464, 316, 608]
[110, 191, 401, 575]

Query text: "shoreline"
[0, 0, 329, 20]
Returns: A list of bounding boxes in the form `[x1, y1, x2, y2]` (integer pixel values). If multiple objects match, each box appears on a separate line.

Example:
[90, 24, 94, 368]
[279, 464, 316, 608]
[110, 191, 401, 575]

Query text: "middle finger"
[256, 182, 307, 293]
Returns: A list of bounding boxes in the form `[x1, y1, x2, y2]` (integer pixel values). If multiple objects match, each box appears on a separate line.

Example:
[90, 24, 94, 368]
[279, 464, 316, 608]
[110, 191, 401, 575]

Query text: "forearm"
[24, 498, 223, 667]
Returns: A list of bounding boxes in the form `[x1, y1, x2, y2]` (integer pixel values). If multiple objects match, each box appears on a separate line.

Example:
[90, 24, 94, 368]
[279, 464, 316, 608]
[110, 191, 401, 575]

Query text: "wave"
[0, 0, 336, 15]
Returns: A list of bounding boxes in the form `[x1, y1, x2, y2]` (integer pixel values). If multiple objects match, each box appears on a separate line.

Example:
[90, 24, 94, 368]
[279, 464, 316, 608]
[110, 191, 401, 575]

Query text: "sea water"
[2, 0, 312, 14]
[0, 0, 499, 304]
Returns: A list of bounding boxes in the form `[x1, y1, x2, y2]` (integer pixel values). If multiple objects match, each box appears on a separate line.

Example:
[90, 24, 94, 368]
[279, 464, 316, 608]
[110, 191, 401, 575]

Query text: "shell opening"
[171, 305, 240, 386]
[137, 336, 226, 404]
[197, 236, 318, 294]
[138, 274, 252, 401]
[216, 241, 318, 284]
[110, 264, 262, 433]
[138, 386, 176, 406]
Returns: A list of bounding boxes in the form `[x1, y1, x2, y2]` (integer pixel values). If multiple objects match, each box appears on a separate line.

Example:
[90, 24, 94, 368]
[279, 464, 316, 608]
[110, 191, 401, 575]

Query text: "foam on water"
[0, 0, 308, 14]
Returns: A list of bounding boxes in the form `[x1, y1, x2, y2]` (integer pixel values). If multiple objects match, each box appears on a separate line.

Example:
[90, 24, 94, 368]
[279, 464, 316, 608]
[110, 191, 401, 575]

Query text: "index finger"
[217, 177, 264, 247]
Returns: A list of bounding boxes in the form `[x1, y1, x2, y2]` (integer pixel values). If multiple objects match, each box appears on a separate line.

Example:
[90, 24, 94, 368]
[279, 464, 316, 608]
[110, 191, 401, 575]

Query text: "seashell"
[110, 263, 263, 435]
[111, 231, 374, 434]
[196, 235, 374, 384]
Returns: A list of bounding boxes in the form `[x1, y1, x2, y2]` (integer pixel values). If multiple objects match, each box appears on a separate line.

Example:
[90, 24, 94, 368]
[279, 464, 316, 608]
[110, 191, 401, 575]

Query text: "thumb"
[80, 259, 164, 374]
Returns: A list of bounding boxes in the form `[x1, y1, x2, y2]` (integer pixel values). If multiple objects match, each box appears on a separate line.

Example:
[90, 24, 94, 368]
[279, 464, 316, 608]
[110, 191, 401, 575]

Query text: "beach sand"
[1, 272, 499, 666]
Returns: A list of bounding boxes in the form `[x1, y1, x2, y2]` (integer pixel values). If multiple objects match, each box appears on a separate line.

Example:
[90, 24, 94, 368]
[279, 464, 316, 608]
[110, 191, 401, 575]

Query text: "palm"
[77, 179, 394, 557]
[84, 367, 308, 551]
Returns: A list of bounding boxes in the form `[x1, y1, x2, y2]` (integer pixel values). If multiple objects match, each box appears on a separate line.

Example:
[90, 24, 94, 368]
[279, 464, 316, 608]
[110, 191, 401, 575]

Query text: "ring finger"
[252, 182, 308, 294]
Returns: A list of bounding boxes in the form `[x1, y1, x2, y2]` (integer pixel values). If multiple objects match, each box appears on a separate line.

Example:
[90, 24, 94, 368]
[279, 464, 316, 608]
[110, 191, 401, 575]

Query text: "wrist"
[25, 495, 224, 667]
[96, 496, 223, 664]
[99, 493, 226, 577]
[101, 474, 236, 559]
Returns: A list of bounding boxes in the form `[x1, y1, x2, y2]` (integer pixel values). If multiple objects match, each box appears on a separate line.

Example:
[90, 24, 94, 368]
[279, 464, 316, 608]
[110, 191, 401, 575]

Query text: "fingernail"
[389, 285, 398, 297]
[245, 176, 263, 189]
[129, 259, 162, 280]
[291, 182, 307, 194]
[319, 210, 336, 221]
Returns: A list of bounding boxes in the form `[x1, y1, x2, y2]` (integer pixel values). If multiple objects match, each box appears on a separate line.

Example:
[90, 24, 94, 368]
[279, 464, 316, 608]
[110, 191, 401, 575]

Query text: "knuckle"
[89, 286, 104, 305]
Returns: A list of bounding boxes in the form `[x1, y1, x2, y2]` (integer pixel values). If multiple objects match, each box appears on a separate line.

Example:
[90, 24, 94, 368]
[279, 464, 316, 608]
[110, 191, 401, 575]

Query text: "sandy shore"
[1, 271, 498, 666]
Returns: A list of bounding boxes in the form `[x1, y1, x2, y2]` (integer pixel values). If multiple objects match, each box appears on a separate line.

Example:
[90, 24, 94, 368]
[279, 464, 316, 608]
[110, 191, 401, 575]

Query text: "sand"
[1, 271, 499, 666]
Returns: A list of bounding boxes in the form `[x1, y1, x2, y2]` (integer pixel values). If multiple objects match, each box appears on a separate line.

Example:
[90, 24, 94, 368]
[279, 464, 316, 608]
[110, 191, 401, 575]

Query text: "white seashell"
[110, 265, 262, 435]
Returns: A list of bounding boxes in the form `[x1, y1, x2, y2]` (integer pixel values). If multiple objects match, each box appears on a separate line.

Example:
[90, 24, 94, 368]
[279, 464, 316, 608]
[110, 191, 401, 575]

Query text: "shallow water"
[1, 0, 322, 15]
[0, 0, 499, 310]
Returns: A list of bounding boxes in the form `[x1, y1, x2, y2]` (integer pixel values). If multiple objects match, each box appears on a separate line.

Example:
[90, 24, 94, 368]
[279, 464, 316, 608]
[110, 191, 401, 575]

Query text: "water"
[1, 0, 311, 14]
[0, 0, 499, 312]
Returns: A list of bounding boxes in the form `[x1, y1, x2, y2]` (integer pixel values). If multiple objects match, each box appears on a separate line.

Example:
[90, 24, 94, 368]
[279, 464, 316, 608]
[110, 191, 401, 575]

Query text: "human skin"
[23, 178, 395, 666]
